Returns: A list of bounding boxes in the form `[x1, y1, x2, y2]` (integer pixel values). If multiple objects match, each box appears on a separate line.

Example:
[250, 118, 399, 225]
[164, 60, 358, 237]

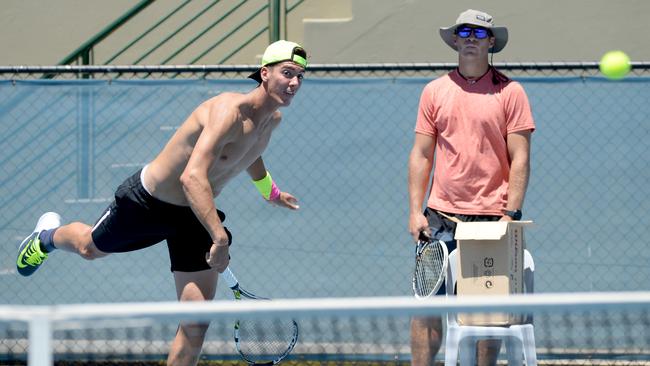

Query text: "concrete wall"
[1, 0, 648, 66]
[0, 0, 135, 65]
[302, 0, 650, 63]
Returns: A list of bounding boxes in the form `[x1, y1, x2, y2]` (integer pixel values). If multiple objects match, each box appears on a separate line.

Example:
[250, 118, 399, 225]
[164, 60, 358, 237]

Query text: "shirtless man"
[16, 40, 307, 366]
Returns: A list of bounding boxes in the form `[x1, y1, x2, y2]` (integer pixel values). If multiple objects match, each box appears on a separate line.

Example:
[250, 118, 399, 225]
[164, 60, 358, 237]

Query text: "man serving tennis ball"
[17, 40, 307, 366]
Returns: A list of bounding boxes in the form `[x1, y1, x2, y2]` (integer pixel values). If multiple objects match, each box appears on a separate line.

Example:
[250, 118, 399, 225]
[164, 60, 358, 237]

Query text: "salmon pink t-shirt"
[415, 69, 536, 215]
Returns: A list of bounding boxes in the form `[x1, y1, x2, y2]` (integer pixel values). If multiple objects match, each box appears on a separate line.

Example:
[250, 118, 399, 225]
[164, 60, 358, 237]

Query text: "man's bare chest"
[217, 129, 270, 169]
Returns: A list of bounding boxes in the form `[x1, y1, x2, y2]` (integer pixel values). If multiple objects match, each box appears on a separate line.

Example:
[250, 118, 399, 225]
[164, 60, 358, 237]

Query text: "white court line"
[64, 198, 113, 204]
[110, 162, 147, 169]
[0, 268, 16, 275]
[160, 125, 179, 131]
[65, 163, 144, 204]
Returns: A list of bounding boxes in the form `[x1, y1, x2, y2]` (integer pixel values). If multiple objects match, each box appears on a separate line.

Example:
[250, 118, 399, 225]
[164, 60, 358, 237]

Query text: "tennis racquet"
[412, 232, 449, 299]
[221, 267, 299, 365]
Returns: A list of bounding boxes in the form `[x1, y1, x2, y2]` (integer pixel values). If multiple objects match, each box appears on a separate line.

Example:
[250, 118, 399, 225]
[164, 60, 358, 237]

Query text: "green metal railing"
[59, 0, 155, 66]
[59, 0, 305, 67]
[284, 0, 306, 38]
[191, 1, 268, 65]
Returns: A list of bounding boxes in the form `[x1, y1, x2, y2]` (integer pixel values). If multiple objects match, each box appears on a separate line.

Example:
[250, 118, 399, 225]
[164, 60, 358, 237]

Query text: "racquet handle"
[418, 231, 432, 243]
[221, 266, 239, 289]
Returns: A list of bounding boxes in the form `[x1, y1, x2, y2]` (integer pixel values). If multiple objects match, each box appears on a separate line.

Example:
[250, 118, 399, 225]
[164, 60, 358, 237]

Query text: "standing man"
[16, 40, 308, 366]
[408, 10, 535, 366]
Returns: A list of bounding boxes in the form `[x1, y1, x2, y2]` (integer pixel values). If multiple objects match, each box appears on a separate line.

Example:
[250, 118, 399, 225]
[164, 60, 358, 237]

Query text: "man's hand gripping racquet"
[412, 232, 449, 299]
[221, 267, 299, 365]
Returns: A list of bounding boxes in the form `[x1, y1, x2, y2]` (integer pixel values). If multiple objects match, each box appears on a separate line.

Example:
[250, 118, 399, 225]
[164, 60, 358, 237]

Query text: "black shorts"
[424, 207, 500, 295]
[91, 170, 231, 272]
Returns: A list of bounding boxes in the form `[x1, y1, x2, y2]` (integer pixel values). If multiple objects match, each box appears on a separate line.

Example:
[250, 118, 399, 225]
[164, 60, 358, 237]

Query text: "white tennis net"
[1, 292, 650, 365]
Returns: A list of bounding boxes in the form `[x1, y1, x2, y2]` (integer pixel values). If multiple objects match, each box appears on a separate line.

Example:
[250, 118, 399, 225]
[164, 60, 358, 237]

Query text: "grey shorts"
[423, 207, 500, 295]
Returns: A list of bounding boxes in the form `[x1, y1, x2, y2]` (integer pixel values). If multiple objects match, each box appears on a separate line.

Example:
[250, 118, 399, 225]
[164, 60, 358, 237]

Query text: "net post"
[28, 314, 53, 366]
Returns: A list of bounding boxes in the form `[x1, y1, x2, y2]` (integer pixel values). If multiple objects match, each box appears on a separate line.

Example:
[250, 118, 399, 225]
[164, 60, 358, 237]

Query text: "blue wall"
[1, 77, 649, 304]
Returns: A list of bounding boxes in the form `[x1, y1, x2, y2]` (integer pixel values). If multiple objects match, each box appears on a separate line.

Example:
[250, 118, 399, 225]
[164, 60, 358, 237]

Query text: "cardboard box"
[454, 220, 532, 326]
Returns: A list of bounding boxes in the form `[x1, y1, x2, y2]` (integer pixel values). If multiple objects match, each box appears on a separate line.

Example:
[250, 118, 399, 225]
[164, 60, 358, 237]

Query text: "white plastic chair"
[444, 248, 537, 366]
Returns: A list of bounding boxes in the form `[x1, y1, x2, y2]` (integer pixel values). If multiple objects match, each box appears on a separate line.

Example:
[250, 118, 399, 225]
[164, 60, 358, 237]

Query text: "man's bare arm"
[408, 133, 436, 241]
[503, 130, 532, 219]
[246, 157, 267, 181]
[180, 104, 241, 271]
[246, 156, 300, 210]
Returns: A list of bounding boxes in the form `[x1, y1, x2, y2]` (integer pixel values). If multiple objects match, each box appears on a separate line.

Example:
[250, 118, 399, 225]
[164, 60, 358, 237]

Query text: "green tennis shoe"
[16, 212, 61, 276]
[17, 233, 48, 276]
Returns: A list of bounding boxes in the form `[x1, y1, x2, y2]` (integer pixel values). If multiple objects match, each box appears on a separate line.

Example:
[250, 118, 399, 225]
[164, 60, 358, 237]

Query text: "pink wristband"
[269, 181, 281, 201]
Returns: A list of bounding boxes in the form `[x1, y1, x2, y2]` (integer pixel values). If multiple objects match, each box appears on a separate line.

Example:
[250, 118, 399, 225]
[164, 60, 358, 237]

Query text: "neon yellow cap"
[248, 40, 307, 82]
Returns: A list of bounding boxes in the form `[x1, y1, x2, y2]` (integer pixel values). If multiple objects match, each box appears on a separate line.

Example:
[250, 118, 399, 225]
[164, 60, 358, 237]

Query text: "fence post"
[269, 0, 281, 42]
[77, 85, 94, 200]
[81, 47, 92, 79]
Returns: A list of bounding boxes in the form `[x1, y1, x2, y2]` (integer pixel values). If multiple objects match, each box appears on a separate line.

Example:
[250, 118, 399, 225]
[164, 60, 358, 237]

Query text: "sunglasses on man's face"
[455, 26, 491, 39]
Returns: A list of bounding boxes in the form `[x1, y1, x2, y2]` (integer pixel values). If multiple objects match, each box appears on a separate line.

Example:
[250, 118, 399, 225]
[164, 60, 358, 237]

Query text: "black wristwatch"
[503, 209, 522, 220]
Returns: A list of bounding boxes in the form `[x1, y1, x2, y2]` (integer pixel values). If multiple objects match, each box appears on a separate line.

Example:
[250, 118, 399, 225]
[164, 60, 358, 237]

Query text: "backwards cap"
[248, 40, 308, 83]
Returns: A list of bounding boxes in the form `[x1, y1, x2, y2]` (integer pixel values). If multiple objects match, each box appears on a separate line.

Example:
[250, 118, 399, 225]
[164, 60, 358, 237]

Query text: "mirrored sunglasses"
[455, 26, 491, 39]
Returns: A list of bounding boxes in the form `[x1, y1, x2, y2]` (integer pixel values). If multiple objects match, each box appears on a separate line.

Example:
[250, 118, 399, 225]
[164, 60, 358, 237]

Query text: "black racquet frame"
[221, 267, 299, 365]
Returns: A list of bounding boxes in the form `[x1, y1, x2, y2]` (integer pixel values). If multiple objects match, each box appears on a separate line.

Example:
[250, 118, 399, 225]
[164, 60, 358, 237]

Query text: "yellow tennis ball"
[599, 50, 631, 80]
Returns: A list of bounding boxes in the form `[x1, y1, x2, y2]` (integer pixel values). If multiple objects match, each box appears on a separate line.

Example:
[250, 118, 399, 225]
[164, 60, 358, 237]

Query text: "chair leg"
[521, 327, 537, 366]
[504, 337, 523, 366]
[444, 327, 460, 366]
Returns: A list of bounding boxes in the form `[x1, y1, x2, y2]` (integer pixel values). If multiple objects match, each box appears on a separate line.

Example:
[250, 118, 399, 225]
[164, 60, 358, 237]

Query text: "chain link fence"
[3, 61, 650, 79]
[1, 63, 649, 306]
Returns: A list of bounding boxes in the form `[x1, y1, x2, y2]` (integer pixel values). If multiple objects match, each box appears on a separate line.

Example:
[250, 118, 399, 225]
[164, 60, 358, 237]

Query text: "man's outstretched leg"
[17, 212, 107, 276]
[167, 268, 219, 366]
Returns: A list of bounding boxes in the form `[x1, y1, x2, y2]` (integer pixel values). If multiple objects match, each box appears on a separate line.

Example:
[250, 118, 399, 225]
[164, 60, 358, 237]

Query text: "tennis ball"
[599, 50, 631, 80]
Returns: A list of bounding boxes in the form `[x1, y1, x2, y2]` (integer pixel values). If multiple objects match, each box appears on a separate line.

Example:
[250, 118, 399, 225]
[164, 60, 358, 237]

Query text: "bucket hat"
[439, 9, 508, 53]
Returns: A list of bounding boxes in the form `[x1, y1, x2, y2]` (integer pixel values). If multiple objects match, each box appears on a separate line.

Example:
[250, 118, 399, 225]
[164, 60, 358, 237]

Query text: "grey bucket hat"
[439, 9, 508, 53]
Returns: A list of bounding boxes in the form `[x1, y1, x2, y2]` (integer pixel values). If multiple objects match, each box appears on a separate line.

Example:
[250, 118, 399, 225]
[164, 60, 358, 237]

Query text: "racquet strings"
[414, 241, 446, 297]
[236, 318, 297, 362]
